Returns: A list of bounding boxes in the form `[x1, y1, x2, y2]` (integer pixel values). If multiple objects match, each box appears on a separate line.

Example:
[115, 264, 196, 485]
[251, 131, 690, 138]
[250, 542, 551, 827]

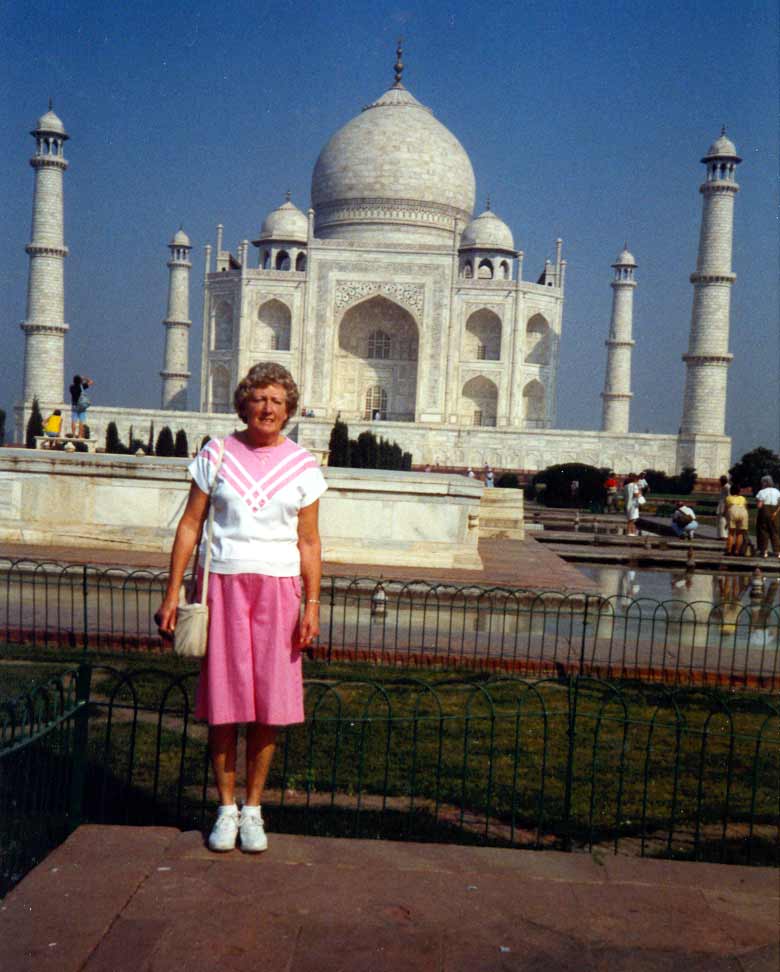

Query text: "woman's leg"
[245, 723, 278, 806]
[209, 724, 239, 805]
[734, 529, 744, 557]
[725, 528, 734, 555]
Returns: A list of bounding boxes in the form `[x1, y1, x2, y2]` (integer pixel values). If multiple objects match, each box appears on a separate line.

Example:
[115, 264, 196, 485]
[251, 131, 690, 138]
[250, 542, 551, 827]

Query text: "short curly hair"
[233, 362, 300, 425]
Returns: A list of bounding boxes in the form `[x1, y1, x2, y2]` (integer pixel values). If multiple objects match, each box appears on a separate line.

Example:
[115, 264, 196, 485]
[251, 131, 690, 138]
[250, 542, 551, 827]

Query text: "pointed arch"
[214, 301, 233, 350]
[364, 385, 388, 420]
[526, 313, 551, 364]
[254, 299, 291, 351]
[295, 252, 307, 271]
[463, 308, 501, 361]
[523, 379, 546, 428]
[275, 250, 290, 271]
[477, 259, 494, 280]
[335, 295, 419, 422]
[461, 375, 498, 427]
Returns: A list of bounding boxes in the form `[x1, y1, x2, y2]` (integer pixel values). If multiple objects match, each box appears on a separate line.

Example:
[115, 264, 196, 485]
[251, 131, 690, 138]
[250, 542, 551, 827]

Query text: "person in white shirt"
[623, 473, 641, 535]
[156, 362, 327, 854]
[755, 475, 780, 558]
[671, 501, 698, 539]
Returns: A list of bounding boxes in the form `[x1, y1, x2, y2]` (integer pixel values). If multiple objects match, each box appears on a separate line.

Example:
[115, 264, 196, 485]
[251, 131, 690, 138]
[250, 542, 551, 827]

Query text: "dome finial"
[486, 194, 491, 211]
[393, 38, 404, 87]
[285, 189, 291, 202]
[48, 97, 53, 111]
[721, 124, 727, 136]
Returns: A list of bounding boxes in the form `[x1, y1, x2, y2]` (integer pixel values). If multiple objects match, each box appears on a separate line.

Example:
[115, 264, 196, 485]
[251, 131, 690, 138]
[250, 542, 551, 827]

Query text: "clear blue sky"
[2, 0, 778, 460]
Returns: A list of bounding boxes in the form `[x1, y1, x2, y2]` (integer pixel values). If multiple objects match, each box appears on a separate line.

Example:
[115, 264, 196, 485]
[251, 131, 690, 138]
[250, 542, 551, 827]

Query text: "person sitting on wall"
[42, 409, 63, 446]
[671, 500, 698, 540]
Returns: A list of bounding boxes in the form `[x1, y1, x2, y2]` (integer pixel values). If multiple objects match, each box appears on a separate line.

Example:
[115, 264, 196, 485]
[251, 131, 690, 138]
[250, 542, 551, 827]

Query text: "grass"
[2, 643, 778, 865]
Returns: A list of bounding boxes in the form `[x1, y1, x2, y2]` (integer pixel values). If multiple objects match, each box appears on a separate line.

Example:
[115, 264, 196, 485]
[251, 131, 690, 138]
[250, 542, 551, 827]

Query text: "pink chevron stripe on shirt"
[204, 436, 317, 511]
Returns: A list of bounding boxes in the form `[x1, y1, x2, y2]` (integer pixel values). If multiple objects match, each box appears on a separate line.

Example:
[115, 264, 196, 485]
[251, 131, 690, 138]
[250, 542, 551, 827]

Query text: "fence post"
[68, 662, 92, 832]
[326, 576, 335, 664]
[81, 565, 89, 651]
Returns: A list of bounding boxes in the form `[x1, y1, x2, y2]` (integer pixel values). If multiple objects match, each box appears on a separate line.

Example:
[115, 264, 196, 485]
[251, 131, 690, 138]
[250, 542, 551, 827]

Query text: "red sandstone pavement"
[1, 535, 599, 592]
[2, 826, 778, 971]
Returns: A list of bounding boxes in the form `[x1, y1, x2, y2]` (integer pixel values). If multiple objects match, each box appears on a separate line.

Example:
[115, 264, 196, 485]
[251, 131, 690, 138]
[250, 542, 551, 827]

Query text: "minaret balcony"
[689, 272, 736, 285]
[25, 244, 69, 258]
[30, 156, 68, 171]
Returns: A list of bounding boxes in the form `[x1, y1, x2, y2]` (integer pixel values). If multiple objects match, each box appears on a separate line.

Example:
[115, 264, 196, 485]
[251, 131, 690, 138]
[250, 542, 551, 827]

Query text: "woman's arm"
[297, 499, 322, 649]
[156, 483, 210, 635]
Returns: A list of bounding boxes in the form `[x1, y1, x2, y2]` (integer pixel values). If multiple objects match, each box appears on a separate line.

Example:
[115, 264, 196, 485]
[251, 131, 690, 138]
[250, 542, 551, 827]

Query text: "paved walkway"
[3, 826, 778, 971]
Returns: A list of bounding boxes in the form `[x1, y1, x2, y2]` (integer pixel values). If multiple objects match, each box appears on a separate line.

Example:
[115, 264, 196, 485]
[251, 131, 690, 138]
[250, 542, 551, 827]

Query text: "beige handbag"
[174, 440, 225, 658]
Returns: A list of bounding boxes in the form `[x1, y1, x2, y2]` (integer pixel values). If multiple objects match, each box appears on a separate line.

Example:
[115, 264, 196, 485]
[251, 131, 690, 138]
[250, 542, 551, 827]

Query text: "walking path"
[3, 826, 777, 971]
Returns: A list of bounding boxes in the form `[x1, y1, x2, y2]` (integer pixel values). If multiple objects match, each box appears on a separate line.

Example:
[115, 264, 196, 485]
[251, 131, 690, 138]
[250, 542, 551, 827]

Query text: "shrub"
[532, 463, 605, 508]
[174, 429, 189, 457]
[327, 415, 350, 467]
[643, 466, 697, 495]
[147, 422, 155, 456]
[25, 398, 43, 448]
[730, 447, 780, 495]
[155, 426, 175, 457]
[496, 472, 520, 489]
[0, 408, 5, 445]
[105, 422, 125, 454]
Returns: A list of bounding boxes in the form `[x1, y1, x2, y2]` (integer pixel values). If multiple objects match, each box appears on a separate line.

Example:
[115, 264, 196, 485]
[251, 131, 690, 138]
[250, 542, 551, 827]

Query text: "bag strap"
[197, 439, 226, 607]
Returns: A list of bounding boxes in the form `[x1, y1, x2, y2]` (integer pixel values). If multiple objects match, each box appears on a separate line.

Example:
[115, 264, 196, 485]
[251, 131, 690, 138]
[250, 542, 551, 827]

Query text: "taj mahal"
[15, 48, 741, 479]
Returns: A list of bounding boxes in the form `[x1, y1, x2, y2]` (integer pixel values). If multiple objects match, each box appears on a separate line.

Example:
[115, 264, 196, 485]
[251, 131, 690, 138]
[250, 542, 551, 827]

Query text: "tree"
[730, 447, 780, 495]
[532, 462, 604, 508]
[25, 398, 43, 448]
[327, 415, 350, 467]
[354, 431, 379, 468]
[105, 421, 124, 454]
[496, 472, 520, 489]
[174, 429, 189, 457]
[643, 466, 697, 495]
[155, 426, 175, 457]
[147, 422, 155, 456]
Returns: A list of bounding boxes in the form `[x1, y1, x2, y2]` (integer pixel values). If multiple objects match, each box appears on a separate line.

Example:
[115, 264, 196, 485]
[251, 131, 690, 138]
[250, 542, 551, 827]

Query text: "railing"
[2, 665, 777, 897]
[1, 558, 779, 690]
[0, 665, 90, 896]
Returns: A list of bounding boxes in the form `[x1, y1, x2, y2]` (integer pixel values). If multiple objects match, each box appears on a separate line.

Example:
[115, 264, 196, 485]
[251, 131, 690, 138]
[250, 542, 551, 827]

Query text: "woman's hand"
[154, 594, 180, 641]
[298, 602, 320, 650]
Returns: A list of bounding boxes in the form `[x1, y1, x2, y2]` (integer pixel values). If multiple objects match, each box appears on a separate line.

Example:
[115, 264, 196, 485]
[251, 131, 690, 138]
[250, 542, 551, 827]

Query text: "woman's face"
[243, 383, 289, 442]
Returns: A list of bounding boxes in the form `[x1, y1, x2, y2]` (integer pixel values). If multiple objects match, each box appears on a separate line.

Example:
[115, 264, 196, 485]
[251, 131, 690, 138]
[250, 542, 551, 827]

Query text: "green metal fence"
[2, 558, 779, 690]
[3, 663, 777, 895]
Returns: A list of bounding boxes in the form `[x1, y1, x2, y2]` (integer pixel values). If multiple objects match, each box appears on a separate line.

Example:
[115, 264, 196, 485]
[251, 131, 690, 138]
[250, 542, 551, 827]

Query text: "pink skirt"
[194, 572, 304, 726]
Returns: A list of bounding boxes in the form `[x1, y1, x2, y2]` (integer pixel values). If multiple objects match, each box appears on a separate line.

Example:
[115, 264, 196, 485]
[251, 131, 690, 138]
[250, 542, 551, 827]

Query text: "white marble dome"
[613, 247, 636, 266]
[34, 109, 67, 136]
[703, 132, 740, 161]
[460, 209, 515, 251]
[311, 84, 476, 243]
[170, 228, 191, 247]
[257, 197, 308, 243]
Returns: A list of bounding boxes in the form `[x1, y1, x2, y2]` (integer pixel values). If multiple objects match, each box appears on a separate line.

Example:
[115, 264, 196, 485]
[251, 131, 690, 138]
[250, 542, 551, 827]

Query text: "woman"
[716, 475, 730, 540]
[623, 473, 641, 536]
[724, 483, 748, 556]
[755, 475, 780, 558]
[69, 374, 93, 437]
[156, 362, 326, 853]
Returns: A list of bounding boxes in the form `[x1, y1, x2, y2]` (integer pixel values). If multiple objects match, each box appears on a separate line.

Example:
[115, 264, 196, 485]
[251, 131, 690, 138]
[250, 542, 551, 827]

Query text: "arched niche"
[523, 379, 546, 427]
[463, 308, 501, 361]
[295, 252, 307, 271]
[214, 301, 233, 350]
[461, 375, 498, 427]
[364, 385, 388, 420]
[335, 295, 419, 422]
[275, 250, 290, 271]
[253, 299, 291, 351]
[526, 313, 551, 364]
[477, 259, 494, 280]
[211, 364, 232, 413]
[463, 259, 473, 279]
[499, 260, 510, 279]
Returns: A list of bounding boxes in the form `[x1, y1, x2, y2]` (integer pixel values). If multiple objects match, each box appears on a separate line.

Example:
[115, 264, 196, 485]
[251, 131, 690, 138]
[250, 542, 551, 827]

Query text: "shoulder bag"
[174, 440, 225, 658]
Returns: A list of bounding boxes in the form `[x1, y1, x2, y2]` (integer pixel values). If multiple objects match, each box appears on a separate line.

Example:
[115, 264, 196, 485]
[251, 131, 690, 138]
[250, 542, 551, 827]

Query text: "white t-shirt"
[189, 434, 327, 576]
[756, 487, 780, 506]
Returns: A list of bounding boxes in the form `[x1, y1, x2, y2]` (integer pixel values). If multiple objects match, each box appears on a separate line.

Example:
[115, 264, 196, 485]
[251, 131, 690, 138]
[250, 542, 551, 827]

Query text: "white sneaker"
[208, 806, 239, 852]
[239, 806, 268, 853]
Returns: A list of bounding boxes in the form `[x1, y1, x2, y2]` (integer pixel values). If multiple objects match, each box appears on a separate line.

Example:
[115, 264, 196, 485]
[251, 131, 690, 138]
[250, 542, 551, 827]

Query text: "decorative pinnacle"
[486, 194, 491, 211]
[393, 39, 404, 87]
[285, 189, 291, 202]
[721, 124, 727, 135]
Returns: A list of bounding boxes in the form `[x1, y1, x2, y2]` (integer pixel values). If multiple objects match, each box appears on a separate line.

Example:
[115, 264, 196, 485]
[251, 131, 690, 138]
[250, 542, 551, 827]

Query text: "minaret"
[601, 246, 637, 433]
[160, 228, 192, 409]
[680, 130, 741, 438]
[20, 103, 70, 407]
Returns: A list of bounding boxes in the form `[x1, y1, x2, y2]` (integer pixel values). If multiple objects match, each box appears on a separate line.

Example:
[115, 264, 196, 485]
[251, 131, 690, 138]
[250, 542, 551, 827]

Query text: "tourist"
[466, 466, 475, 479]
[155, 362, 327, 853]
[637, 471, 649, 495]
[716, 474, 730, 539]
[724, 483, 748, 556]
[485, 467, 495, 488]
[755, 475, 780, 558]
[69, 374, 93, 437]
[671, 500, 698, 539]
[604, 472, 618, 513]
[624, 473, 641, 535]
[42, 409, 63, 445]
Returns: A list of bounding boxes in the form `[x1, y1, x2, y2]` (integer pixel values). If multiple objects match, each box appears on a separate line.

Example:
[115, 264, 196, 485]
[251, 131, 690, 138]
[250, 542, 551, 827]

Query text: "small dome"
[613, 247, 636, 267]
[257, 196, 308, 243]
[33, 108, 67, 137]
[170, 228, 191, 247]
[702, 131, 741, 162]
[460, 209, 515, 251]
